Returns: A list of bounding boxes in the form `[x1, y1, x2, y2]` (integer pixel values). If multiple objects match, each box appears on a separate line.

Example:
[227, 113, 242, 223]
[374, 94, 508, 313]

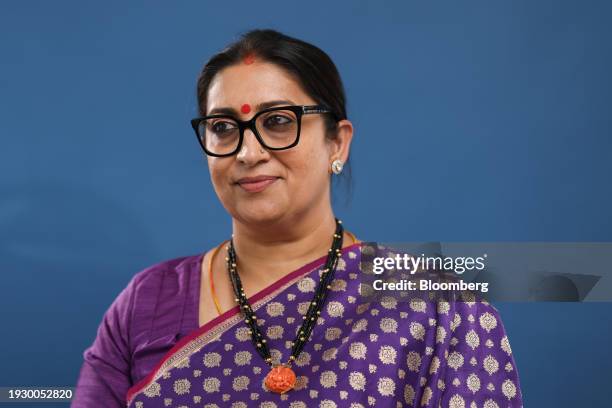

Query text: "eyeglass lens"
[198, 109, 299, 155]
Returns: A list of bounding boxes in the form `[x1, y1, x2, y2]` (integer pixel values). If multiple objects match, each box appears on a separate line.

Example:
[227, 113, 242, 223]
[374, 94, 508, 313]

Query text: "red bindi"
[243, 53, 256, 65]
[240, 103, 251, 114]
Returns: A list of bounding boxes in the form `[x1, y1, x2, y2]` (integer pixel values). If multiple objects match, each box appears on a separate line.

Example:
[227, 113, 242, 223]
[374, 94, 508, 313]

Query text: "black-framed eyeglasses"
[190, 105, 332, 157]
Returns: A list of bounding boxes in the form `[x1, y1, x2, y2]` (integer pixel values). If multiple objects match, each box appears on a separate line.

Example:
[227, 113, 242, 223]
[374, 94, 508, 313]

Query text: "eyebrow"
[207, 99, 296, 116]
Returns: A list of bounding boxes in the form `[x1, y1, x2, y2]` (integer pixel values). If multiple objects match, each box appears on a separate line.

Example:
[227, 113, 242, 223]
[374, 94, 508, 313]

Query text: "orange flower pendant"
[264, 365, 297, 394]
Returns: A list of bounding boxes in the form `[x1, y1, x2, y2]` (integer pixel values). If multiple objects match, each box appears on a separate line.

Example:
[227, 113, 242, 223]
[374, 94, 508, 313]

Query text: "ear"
[327, 119, 354, 165]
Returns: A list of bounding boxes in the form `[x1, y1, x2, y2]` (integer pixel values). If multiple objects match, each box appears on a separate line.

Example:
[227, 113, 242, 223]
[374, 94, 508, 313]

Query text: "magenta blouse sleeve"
[71, 276, 137, 408]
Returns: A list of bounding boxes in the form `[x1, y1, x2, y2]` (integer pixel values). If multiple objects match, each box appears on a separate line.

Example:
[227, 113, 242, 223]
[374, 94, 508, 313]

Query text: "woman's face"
[205, 61, 349, 227]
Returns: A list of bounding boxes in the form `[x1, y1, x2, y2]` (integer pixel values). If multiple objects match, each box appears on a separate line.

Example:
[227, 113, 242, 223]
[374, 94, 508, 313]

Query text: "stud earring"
[331, 159, 344, 175]
[259, 147, 265, 154]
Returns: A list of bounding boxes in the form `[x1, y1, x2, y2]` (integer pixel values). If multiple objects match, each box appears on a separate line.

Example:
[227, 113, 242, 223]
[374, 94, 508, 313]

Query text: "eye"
[263, 114, 294, 129]
[209, 120, 238, 134]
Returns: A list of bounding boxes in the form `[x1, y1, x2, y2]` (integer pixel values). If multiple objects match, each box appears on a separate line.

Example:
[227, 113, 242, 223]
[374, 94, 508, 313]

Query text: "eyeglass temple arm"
[302, 105, 330, 115]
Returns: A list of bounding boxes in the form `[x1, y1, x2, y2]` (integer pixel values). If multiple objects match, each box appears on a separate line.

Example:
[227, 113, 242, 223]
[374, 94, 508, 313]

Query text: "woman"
[73, 29, 523, 407]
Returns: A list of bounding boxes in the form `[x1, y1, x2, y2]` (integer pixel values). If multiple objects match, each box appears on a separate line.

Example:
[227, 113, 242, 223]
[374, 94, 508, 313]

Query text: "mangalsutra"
[226, 219, 345, 394]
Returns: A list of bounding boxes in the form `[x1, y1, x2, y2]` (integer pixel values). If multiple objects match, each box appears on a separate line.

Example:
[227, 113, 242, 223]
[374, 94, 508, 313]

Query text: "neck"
[231, 206, 338, 286]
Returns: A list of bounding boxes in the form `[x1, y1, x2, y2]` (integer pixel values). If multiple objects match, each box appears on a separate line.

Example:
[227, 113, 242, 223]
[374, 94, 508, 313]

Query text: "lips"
[235, 175, 279, 193]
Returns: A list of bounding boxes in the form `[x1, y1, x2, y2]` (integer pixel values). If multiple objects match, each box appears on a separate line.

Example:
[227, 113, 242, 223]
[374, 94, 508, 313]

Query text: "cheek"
[208, 159, 231, 194]
[283, 143, 330, 188]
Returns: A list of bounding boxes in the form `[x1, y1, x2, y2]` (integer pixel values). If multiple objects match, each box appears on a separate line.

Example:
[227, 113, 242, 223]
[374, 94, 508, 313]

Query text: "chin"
[232, 202, 287, 226]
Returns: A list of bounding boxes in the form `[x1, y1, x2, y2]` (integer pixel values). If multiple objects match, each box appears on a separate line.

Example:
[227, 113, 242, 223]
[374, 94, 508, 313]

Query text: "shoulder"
[108, 253, 204, 327]
[100, 254, 203, 320]
[113, 254, 205, 347]
[448, 298, 508, 336]
[128, 253, 203, 291]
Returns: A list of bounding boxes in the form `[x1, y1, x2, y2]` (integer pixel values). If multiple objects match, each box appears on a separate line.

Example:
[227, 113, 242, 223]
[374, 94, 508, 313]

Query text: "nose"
[236, 128, 267, 165]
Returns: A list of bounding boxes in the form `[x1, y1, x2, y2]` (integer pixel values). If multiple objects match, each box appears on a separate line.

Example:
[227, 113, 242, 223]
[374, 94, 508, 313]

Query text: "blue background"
[1, 1, 611, 406]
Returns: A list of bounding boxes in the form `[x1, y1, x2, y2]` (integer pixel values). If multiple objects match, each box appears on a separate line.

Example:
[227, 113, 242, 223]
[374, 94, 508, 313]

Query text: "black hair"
[195, 29, 352, 199]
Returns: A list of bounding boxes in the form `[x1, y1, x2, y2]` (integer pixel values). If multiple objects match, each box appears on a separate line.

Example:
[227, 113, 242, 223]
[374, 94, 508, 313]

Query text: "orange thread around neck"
[208, 240, 227, 316]
[346, 231, 358, 244]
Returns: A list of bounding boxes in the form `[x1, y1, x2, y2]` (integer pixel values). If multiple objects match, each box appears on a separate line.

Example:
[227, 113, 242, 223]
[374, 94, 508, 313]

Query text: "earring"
[259, 147, 265, 154]
[331, 159, 344, 175]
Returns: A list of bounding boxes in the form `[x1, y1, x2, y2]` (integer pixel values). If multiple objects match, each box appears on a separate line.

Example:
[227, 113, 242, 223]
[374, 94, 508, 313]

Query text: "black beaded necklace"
[226, 218, 344, 394]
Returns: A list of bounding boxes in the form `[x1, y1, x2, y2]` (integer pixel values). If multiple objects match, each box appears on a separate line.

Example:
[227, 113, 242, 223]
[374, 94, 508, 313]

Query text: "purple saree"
[121, 243, 523, 408]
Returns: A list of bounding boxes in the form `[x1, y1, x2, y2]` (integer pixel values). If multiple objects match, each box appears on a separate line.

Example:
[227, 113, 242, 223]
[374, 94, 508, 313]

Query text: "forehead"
[206, 62, 312, 113]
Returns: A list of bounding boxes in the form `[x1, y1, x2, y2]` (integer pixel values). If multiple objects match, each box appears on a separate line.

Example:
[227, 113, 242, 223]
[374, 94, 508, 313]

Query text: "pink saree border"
[126, 242, 362, 404]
